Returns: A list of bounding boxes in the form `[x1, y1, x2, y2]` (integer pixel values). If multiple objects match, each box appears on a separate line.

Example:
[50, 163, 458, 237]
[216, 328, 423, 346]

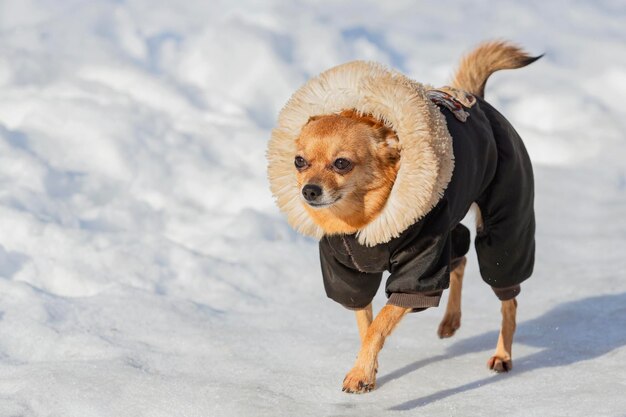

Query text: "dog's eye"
[294, 156, 308, 169]
[333, 158, 352, 172]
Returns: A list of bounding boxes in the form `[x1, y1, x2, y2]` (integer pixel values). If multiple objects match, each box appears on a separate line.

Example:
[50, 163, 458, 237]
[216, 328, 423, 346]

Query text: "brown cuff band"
[492, 284, 521, 301]
[387, 291, 442, 311]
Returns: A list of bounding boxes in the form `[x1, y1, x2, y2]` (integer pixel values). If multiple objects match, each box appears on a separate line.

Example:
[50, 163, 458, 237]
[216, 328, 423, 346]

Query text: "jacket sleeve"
[385, 200, 452, 309]
[319, 238, 383, 310]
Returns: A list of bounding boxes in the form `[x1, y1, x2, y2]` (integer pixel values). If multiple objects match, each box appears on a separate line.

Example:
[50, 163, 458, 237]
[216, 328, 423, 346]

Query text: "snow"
[1, 1, 625, 416]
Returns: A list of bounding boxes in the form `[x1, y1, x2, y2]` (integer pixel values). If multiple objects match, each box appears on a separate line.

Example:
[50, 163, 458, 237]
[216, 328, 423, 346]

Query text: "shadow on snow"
[380, 292, 626, 410]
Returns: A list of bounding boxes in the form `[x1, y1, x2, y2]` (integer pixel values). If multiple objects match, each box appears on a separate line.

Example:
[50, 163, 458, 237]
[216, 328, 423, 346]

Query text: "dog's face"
[294, 110, 401, 234]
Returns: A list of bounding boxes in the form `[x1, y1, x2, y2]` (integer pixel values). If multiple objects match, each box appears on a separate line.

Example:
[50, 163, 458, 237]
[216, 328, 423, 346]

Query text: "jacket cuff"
[491, 284, 521, 300]
[387, 291, 442, 311]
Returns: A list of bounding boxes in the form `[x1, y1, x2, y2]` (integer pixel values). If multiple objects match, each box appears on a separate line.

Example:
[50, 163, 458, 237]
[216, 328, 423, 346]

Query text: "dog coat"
[267, 62, 535, 311]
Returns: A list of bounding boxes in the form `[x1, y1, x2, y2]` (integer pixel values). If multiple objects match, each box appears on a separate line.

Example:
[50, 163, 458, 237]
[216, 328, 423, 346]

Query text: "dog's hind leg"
[343, 304, 410, 393]
[438, 256, 467, 338]
[487, 298, 517, 372]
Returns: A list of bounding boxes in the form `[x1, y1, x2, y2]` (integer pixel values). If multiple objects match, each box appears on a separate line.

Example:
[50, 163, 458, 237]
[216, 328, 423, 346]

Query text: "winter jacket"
[268, 61, 535, 311]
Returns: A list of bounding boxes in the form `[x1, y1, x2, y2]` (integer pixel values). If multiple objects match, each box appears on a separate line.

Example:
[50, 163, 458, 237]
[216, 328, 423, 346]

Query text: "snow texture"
[1, 1, 626, 416]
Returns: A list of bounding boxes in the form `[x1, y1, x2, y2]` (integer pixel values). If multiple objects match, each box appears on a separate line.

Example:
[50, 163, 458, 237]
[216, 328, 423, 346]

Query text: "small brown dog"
[268, 41, 539, 393]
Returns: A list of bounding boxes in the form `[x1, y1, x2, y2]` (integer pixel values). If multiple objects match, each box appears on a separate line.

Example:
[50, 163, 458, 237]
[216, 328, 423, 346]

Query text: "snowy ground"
[1, 1, 626, 416]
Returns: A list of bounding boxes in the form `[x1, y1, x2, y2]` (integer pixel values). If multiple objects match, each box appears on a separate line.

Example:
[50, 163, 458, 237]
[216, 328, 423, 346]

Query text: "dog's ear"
[306, 115, 322, 124]
[380, 129, 400, 149]
[340, 109, 400, 161]
[376, 128, 400, 164]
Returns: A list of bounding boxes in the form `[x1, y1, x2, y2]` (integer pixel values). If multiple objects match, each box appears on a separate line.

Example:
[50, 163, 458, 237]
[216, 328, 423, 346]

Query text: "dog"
[267, 41, 539, 393]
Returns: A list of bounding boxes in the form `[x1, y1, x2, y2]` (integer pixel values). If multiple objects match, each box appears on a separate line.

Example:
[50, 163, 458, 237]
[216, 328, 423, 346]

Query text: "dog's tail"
[451, 41, 542, 98]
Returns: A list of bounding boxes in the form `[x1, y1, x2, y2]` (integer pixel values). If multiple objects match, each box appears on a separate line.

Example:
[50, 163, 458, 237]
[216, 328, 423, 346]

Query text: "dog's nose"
[302, 184, 323, 201]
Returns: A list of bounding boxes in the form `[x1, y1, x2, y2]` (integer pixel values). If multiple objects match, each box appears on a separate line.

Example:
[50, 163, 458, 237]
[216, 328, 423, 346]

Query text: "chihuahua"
[268, 41, 539, 393]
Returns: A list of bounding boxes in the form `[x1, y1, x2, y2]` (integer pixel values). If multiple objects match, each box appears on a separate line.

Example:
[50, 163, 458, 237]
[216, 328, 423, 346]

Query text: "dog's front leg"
[343, 304, 410, 393]
[354, 303, 380, 375]
[354, 303, 373, 342]
[487, 298, 517, 372]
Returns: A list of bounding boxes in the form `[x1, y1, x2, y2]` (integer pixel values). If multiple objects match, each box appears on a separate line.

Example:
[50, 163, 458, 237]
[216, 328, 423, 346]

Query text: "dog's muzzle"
[302, 184, 323, 202]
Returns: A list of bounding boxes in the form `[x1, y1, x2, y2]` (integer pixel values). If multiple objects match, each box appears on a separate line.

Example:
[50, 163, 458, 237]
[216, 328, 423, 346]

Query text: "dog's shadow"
[380, 292, 626, 410]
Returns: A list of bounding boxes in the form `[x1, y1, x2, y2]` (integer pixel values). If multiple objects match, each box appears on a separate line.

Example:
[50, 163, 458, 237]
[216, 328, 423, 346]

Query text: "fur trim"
[267, 61, 454, 246]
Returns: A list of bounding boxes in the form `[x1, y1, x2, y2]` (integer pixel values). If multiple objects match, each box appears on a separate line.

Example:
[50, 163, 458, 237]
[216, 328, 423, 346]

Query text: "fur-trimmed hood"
[267, 61, 454, 246]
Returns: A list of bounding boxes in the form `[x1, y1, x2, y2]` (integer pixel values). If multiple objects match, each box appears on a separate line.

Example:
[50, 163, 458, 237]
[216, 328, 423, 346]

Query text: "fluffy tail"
[451, 41, 542, 98]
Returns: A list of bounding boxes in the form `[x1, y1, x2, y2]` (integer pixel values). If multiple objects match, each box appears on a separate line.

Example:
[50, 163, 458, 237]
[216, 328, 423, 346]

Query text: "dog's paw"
[487, 355, 513, 373]
[342, 367, 375, 394]
[437, 312, 461, 338]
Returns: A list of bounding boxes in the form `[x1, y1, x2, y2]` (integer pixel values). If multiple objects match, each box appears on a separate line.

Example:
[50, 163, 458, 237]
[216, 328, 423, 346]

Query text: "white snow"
[1, 1, 626, 416]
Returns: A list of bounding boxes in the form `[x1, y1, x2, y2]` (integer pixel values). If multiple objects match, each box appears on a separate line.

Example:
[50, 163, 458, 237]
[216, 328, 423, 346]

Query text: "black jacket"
[319, 97, 535, 310]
